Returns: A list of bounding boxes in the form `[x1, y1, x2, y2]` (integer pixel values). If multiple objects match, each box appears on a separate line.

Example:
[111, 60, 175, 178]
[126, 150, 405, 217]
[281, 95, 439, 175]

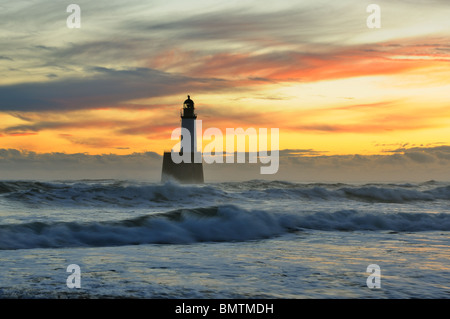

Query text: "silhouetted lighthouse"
[161, 95, 204, 183]
[180, 95, 197, 157]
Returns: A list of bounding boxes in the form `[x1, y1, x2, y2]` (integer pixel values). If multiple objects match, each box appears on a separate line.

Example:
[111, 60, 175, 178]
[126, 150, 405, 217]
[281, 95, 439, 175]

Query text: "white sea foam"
[1, 205, 449, 250]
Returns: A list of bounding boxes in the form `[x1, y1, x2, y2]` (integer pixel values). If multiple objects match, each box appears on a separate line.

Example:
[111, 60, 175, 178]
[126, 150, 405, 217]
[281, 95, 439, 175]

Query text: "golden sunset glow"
[1, 0, 450, 181]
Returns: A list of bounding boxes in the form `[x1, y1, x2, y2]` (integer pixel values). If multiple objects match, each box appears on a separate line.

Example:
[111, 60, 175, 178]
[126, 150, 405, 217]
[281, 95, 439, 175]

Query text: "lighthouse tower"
[180, 95, 197, 158]
[161, 95, 204, 183]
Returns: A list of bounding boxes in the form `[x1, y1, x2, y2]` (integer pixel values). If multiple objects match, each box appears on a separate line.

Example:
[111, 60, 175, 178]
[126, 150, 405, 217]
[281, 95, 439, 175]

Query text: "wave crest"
[1, 180, 450, 207]
[1, 205, 449, 250]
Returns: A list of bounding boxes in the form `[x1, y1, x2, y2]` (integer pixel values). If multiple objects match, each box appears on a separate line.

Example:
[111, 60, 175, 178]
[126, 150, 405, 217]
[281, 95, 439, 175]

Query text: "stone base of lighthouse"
[161, 152, 204, 184]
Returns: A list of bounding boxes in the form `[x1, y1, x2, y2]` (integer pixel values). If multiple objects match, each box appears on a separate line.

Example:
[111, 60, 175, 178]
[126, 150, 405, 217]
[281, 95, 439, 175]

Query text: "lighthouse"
[161, 95, 204, 183]
[180, 95, 197, 158]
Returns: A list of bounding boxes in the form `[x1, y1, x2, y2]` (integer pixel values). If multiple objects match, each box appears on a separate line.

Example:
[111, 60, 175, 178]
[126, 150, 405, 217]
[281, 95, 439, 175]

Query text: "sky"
[1, 0, 450, 182]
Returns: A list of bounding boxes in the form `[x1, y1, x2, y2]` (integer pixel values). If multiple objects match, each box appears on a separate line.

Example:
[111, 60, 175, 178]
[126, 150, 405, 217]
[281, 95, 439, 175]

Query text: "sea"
[0, 179, 449, 299]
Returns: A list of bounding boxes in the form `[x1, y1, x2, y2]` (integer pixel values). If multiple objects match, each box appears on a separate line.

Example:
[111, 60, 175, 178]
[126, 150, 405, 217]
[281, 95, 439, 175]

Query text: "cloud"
[2, 1, 449, 115]
[180, 41, 449, 84]
[279, 149, 326, 156]
[0, 148, 163, 181]
[404, 151, 436, 163]
[274, 145, 450, 182]
[1, 0, 449, 160]
[0, 67, 230, 112]
[2, 146, 450, 182]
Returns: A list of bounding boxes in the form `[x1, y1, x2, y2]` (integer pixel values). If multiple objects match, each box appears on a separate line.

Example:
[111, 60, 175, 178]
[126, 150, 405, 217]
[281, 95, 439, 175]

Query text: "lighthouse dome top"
[183, 95, 194, 109]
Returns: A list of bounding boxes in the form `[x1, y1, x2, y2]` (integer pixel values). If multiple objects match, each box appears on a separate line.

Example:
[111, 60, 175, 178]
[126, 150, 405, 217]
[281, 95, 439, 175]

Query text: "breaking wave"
[0, 180, 227, 207]
[1, 205, 449, 250]
[1, 180, 450, 207]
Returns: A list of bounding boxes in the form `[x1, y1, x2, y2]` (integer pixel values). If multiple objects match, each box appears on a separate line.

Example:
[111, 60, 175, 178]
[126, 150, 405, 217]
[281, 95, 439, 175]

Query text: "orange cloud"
[169, 37, 450, 85]
[7, 132, 39, 137]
